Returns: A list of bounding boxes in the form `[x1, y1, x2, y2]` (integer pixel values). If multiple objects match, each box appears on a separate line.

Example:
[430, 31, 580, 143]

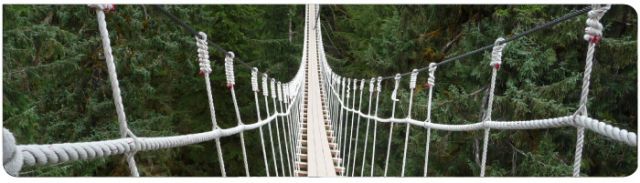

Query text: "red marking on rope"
[494, 63, 501, 70]
[423, 82, 432, 89]
[198, 70, 205, 77]
[227, 84, 234, 89]
[590, 36, 601, 44]
[106, 5, 116, 13]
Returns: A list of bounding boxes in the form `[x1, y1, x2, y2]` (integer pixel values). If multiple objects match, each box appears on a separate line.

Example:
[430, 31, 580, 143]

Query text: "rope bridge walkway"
[2, 4, 636, 177]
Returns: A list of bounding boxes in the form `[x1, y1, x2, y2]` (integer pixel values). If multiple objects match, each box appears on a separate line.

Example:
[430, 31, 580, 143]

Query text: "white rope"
[346, 79, 359, 175]
[271, 78, 286, 176]
[401, 69, 419, 177]
[224, 51, 250, 176]
[384, 73, 401, 176]
[263, 74, 279, 176]
[573, 4, 611, 177]
[3, 99, 302, 170]
[370, 76, 382, 176]
[195, 32, 212, 75]
[424, 63, 437, 177]
[252, 68, 270, 176]
[90, 4, 140, 176]
[480, 37, 506, 177]
[360, 77, 375, 176]
[349, 79, 366, 176]
[3, 128, 22, 176]
[224, 52, 236, 87]
[277, 81, 293, 175]
[340, 78, 352, 173]
[325, 82, 636, 145]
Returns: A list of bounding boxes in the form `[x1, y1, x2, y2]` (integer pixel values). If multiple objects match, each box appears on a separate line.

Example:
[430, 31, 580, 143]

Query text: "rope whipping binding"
[316, 4, 636, 177]
[3, 4, 308, 177]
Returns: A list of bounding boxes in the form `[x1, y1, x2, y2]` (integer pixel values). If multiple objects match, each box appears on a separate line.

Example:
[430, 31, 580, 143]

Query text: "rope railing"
[317, 4, 637, 177]
[3, 4, 637, 178]
[3, 4, 309, 177]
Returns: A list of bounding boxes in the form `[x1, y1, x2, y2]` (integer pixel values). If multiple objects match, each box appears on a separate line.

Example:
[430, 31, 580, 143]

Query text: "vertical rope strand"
[384, 74, 402, 177]
[252, 68, 270, 176]
[350, 79, 366, 176]
[370, 77, 382, 176]
[573, 4, 610, 177]
[224, 52, 250, 176]
[90, 4, 139, 176]
[360, 78, 375, 176]
[401, 69, 419, 177]
[263, 74, 279, 176]
[423, 63, 437, 177]
[480, 37, 507, 177]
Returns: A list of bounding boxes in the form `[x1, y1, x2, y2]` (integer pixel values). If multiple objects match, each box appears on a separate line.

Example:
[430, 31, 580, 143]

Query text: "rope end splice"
[251, 67, 259, 92]
[490, 37, 507, 70]
[391, 73, 401, 101]
[424, 63, 437, 89]
[88, 4, 116, 13]
[195, 32, 212, 77]
[410, 69, 419, 89]
[224, 51, 236, 89]
[584, 4, 611, 44]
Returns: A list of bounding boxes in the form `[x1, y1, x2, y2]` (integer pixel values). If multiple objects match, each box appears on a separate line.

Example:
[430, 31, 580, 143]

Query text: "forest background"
[2, 4, 637, 176]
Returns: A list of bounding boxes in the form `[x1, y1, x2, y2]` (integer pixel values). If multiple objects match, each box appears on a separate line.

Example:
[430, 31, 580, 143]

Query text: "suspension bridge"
[2, 4, 637, 177]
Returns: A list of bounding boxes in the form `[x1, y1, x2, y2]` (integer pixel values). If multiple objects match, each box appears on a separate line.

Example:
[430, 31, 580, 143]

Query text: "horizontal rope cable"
[324, 74, 637, 146]
[362, 6, 591, 80]
[4, 81, 302, 170]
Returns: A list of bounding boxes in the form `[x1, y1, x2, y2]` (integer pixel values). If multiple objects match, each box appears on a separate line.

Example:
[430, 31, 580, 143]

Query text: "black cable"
[375, 6, 592, 80]
[151, 5, 265, 75]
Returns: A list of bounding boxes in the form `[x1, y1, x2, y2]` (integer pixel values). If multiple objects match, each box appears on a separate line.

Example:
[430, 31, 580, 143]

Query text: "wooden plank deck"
[300, 4, 337, 177]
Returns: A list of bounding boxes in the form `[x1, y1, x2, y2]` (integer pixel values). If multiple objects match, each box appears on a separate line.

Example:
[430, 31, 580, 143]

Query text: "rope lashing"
[490, 37, 506, 70]
[583, 5, 611, 44]
[391, 73, 401, 101]
[425, 63, 437, 89]
[360, 78, 365, 91]
[410, 69, 418, 89]
[284, 83, 289, 104]
[195, 32, 212, 76]
[277, 81, 283, 102]
[346, 78, 351, 99]
[90, 4, 140, 176]
[271, 78, 277, 99]
[251, 68, 259, 92]
[369, 77, 375, 93]
[3, 128, 22, 176]
[262, 74, 269, 97]
[224, 51, 236, 88]
[573, 4, 611, 177]
[377, 77, 382, 92]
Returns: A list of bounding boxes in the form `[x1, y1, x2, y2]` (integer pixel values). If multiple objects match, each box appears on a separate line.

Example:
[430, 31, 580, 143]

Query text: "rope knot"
[262, 74, 269, 97]
[251, 67, 259, 92]
[583, 5, 611, 44]
[194, 32, 211, 76]
[490, 37, 507, 70]
[283, 83, 289, 103]
[391, 73, 401, 101]
[376, 77, 382, 92]
[346, 78, 351, 98]
[88, 4, 116, 13]
[277, 82, 283, 101]
[410, 69, 419, 89]
[270, 78, 276, 99]
[360, 79, 366, 91]
[369, 77, 375, 93]
[425, 63, 437, 89]
[224, 51, 236, 89]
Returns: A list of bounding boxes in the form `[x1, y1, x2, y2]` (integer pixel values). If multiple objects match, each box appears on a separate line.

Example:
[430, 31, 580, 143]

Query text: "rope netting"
[317, 4, 636, 177]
